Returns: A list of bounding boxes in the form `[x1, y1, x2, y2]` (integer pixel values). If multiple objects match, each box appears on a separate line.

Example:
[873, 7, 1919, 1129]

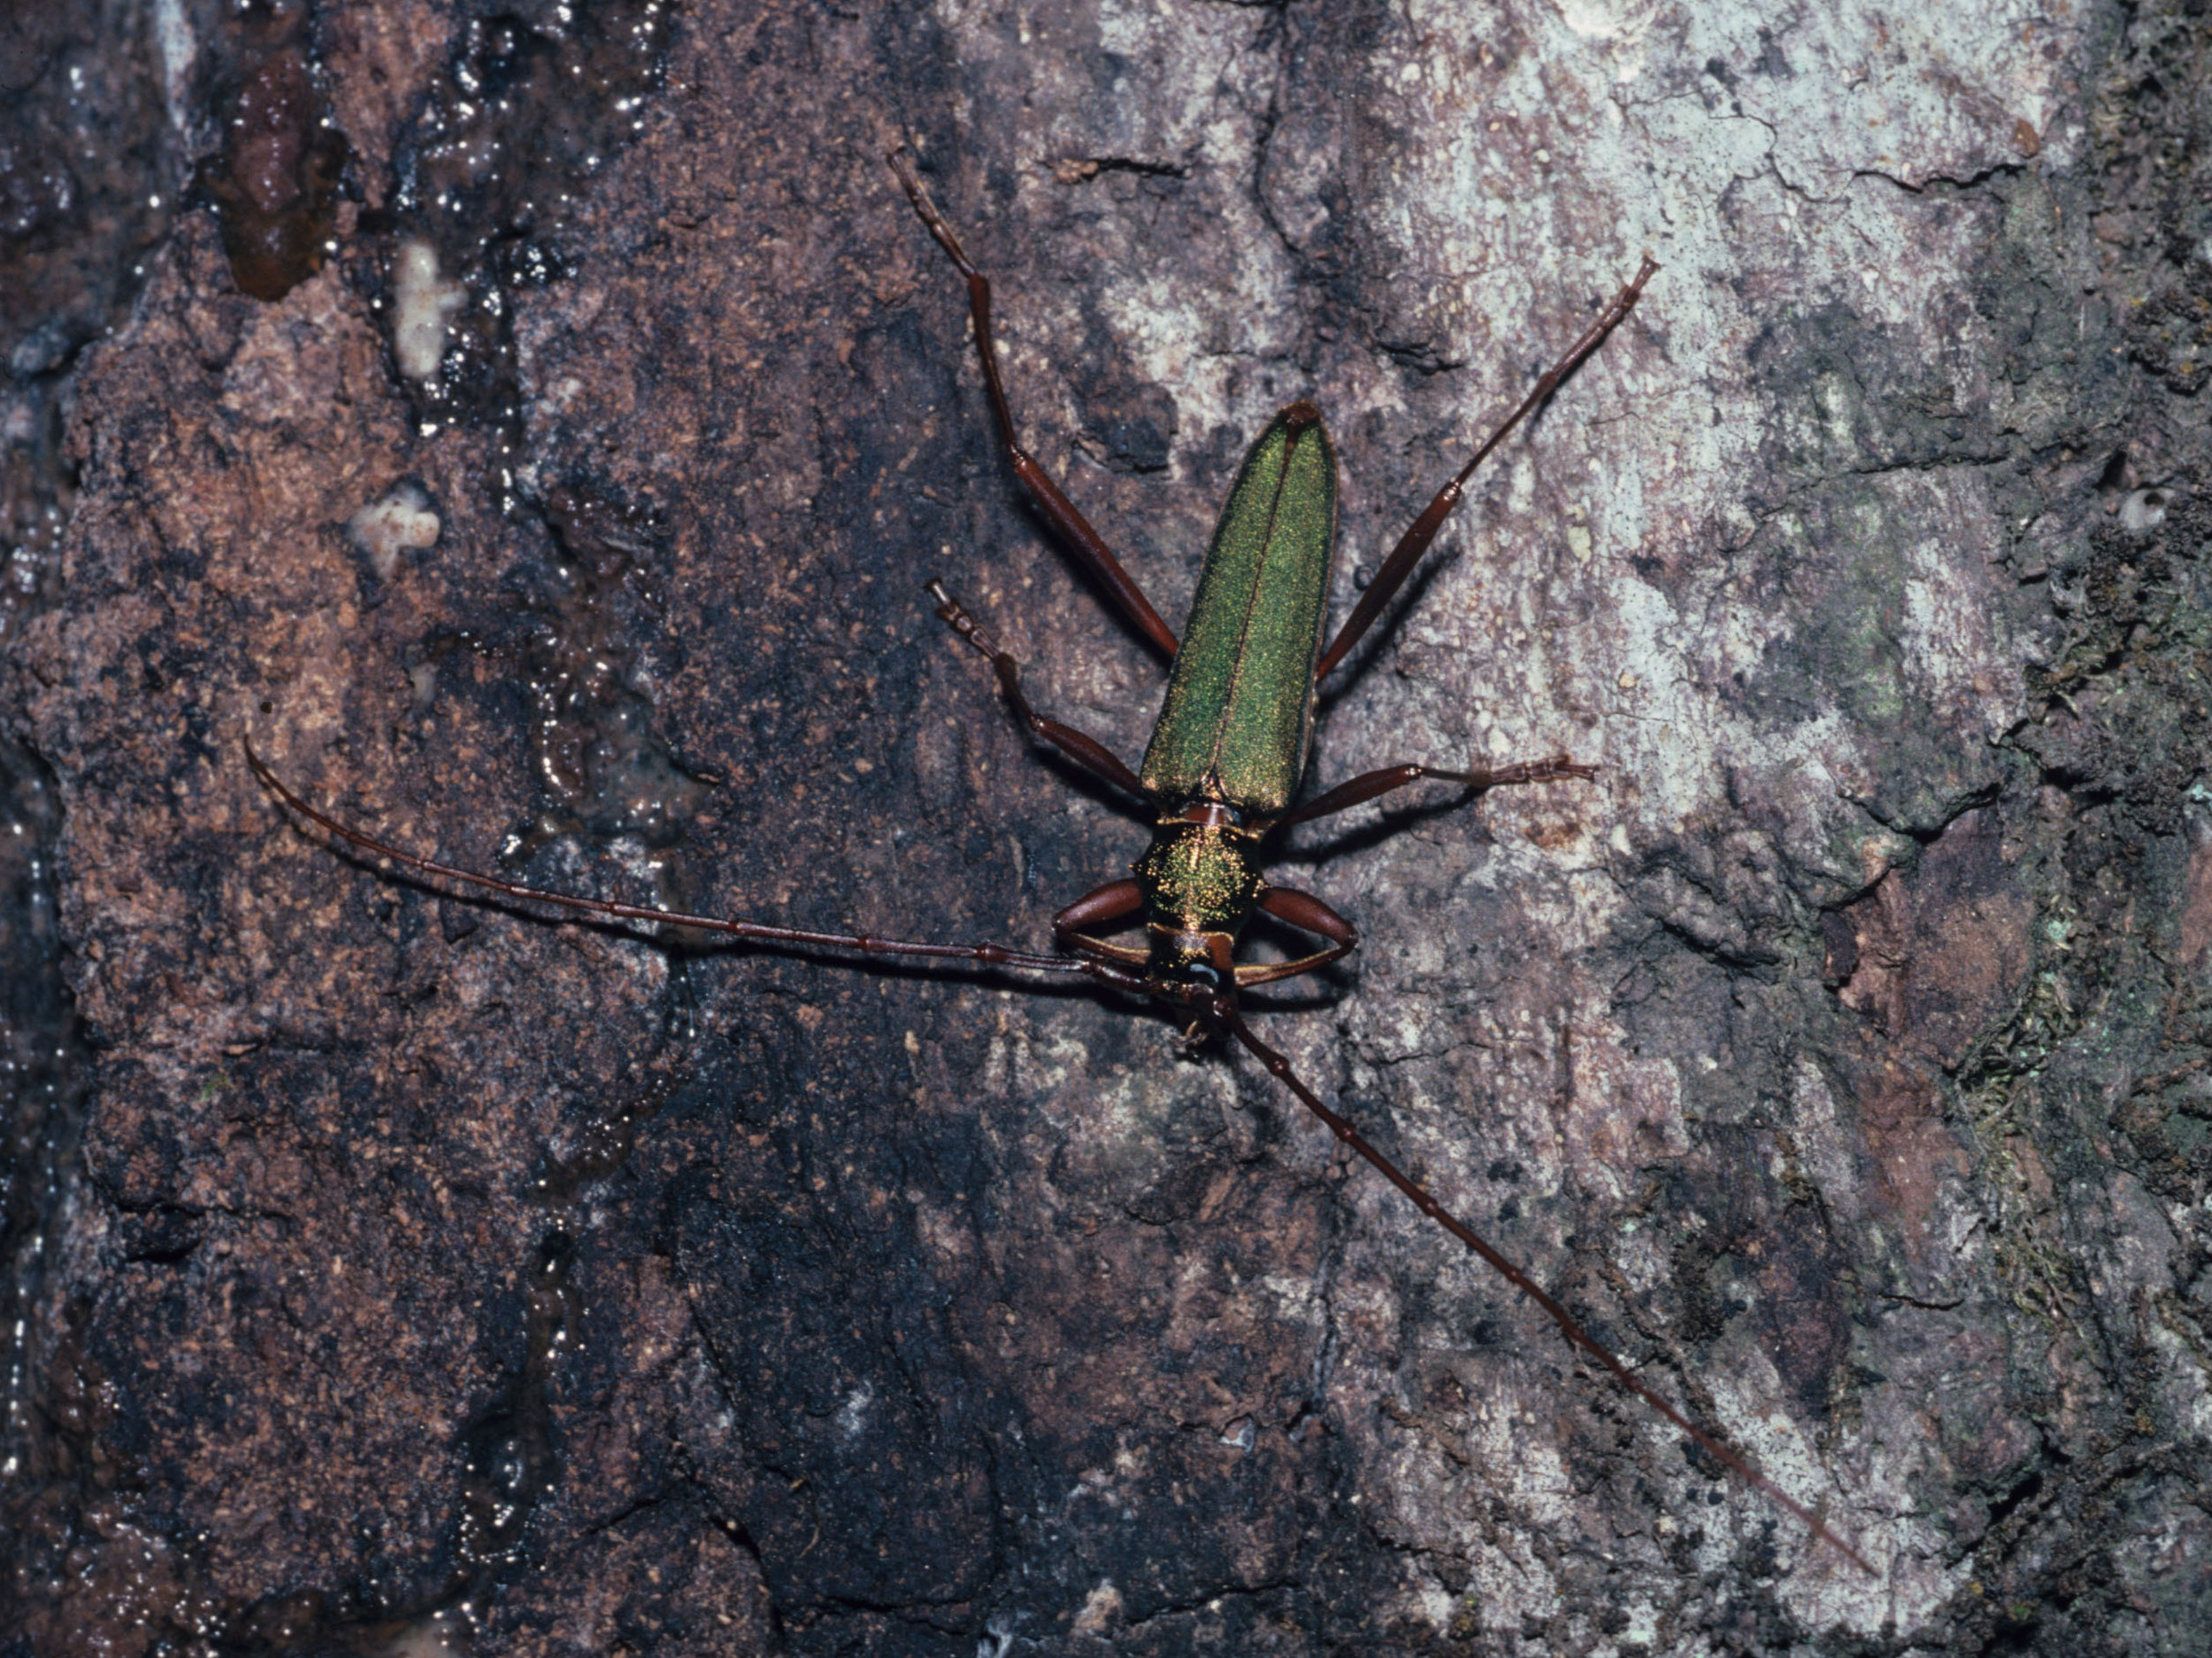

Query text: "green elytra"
[1139, 404, 1337, 817]
[246, 158, 1868, 1569]
[1120, 405, 1336, 986]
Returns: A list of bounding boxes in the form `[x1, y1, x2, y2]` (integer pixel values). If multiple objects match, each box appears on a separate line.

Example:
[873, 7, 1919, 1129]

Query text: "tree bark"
[4, 2, 2209, 1653]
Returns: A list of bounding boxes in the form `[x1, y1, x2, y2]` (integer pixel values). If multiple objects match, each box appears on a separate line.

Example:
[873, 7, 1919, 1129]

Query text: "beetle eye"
[1180, 961, 1221, 993]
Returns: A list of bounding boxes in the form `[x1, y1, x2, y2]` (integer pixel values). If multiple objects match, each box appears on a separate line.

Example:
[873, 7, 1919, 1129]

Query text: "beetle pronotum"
[249, 152, 1868, 1572]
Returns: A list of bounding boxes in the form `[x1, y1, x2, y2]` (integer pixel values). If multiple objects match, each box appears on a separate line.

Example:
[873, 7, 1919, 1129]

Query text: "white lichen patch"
[2121, 485, 2175, 533]
[1000, 1008, 1088, 1100]
[1886, 475, 2023, 737]
[376, 1608, 469, 1658]
[1069, 1580, 1122, 1636]
[834, 1380, 875, 1442]
[1255, 1269, 1321, 1325]
[346, 480, 440, 578]
[391, 240, 467, 382]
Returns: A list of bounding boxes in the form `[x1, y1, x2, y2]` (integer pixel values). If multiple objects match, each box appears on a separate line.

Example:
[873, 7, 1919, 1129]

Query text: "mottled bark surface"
[4, 1, 2210, 1654]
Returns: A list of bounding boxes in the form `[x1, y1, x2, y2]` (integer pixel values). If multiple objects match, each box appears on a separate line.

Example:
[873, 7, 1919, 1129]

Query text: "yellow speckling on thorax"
[1133, 821, 1263, 933]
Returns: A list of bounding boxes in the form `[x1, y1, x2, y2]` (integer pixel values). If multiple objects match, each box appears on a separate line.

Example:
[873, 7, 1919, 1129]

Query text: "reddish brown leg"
[892, 153, 1180, 662]
[1314, 255, 1659, 682]
[1052, 876, 1147, 968]
[1055, 877, 1144, 935]
[1272, 753, 1595, 831]
[1054, 883, 1358, 985]
[929, 581, 1147, 801]
[1234, 886, 1358, 987]
[1207, 995, 1874, 1575]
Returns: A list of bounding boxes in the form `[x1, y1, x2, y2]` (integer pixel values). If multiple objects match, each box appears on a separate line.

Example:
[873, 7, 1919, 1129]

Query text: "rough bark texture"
[4, 1, 2210, 1654]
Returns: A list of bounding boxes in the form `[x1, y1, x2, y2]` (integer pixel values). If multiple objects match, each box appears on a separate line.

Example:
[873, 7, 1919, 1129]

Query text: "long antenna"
[1214, 998, 1874, 1575]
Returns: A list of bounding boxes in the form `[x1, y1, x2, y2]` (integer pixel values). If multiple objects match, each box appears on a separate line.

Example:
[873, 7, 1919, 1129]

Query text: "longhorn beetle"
[248, 152, 1869, 1572]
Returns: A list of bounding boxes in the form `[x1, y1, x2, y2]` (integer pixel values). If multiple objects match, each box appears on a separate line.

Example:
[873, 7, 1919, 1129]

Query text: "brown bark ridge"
[4, 2, 2209, 1653]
